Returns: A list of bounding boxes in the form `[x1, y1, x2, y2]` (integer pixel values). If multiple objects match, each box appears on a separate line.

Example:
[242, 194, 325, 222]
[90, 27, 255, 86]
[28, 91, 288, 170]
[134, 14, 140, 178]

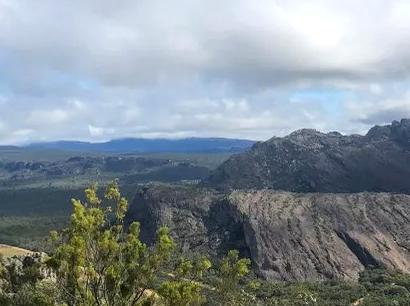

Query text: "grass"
[0, 244, 33, 257]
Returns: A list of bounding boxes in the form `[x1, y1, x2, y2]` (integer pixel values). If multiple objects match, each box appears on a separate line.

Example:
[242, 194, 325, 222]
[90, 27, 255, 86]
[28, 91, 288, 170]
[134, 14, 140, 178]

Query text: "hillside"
[204, 119, 410, 193]
[0, 244, 33, 257]
[127, 184, 410, 281]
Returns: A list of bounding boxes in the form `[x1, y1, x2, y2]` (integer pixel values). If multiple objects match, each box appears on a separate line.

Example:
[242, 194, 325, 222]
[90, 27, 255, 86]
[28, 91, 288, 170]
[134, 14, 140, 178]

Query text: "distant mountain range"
[26, 137, 256, 154]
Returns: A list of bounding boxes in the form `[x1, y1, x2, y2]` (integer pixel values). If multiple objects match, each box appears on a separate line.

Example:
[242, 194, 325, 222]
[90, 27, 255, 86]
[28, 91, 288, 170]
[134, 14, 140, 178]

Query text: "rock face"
[127, 184, 410, 281]
[127, 185, 249, 257]
[204, 119, 410, 193]
[228, 191, 410, 281]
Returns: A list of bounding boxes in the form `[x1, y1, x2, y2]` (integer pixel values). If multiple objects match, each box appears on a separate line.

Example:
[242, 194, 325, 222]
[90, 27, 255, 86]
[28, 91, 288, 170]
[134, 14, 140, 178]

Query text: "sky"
[1, 0, 410, 144]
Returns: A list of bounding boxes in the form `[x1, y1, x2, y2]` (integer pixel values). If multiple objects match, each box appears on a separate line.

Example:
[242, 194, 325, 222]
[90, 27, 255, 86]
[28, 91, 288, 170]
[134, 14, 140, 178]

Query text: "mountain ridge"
[204, 119, 410, 193]
[26, 137, 256, 154]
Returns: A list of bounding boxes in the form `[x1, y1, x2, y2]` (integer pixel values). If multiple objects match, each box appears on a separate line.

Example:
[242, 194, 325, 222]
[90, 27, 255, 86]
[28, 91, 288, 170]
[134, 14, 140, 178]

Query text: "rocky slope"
[127, 184, 410, 281]
[204, 119, 410, 193]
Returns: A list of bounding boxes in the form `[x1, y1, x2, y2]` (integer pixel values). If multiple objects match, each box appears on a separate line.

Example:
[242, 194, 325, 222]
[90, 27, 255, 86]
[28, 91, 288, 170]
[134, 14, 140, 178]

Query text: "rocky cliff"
[126, 184, 410, 281]
[204, 119, 410, 193]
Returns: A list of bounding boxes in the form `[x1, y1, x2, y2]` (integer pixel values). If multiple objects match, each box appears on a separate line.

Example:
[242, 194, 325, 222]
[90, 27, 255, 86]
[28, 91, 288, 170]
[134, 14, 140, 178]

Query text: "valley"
[0, 144, 234, 249]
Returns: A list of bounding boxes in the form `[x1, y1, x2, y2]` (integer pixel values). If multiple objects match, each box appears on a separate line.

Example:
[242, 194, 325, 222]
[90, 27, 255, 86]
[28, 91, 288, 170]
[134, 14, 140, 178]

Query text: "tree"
[159, 256, 212, 306]
[209, 250, 252, 306]
[48, 181, 178, 305]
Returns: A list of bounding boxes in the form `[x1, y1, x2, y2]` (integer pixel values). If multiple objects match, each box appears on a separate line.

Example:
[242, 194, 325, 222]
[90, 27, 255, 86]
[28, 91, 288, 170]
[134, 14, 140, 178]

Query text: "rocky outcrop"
[204, 119, 410, 193]
[127, 184, 410, 281]
[126, 184, 249, 258]
[228, 191, 410, 280]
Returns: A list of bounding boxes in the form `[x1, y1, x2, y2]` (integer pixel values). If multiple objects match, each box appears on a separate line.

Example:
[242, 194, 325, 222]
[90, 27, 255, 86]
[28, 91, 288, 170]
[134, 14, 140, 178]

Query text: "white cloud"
[27, 109, 71, 128]
[88, 124, 115, 138]
[68, 99, 87, 111]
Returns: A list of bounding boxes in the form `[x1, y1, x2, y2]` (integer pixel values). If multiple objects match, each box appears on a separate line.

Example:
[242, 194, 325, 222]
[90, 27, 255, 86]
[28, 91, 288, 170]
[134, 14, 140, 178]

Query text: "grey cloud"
[347, 88, 410, 126]
[358, 108, 410, 125]
[1, 0, 410, 143]
[2, 0, 410, 89]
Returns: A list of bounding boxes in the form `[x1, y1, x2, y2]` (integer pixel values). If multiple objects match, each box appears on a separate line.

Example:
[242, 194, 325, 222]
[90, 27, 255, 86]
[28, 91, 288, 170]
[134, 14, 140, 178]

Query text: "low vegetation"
[250, 270, 410, 305]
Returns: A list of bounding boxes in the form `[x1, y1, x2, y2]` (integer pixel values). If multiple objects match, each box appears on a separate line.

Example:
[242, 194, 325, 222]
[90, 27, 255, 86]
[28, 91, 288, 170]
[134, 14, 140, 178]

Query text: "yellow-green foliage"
[47, 181, 179, 305]
[212, 250, 252, 306]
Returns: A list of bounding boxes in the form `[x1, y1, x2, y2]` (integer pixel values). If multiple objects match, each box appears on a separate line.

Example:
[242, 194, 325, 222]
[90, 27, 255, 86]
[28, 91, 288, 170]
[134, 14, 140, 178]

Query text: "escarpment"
[126, 184, 410, 281]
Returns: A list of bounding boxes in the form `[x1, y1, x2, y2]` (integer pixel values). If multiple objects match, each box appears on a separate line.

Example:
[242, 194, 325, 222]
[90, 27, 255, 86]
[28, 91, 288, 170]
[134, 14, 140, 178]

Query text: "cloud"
[88, 124, 115, 138]
[1, 0, 410, 143]
[27, 109, 71, 128]
[347, 88, 410, 125]
[3, 0, 410, 88]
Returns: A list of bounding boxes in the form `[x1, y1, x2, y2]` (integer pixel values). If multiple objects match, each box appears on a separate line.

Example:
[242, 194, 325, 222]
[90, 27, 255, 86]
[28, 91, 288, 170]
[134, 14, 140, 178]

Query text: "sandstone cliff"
[127, 184, 410, 281]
